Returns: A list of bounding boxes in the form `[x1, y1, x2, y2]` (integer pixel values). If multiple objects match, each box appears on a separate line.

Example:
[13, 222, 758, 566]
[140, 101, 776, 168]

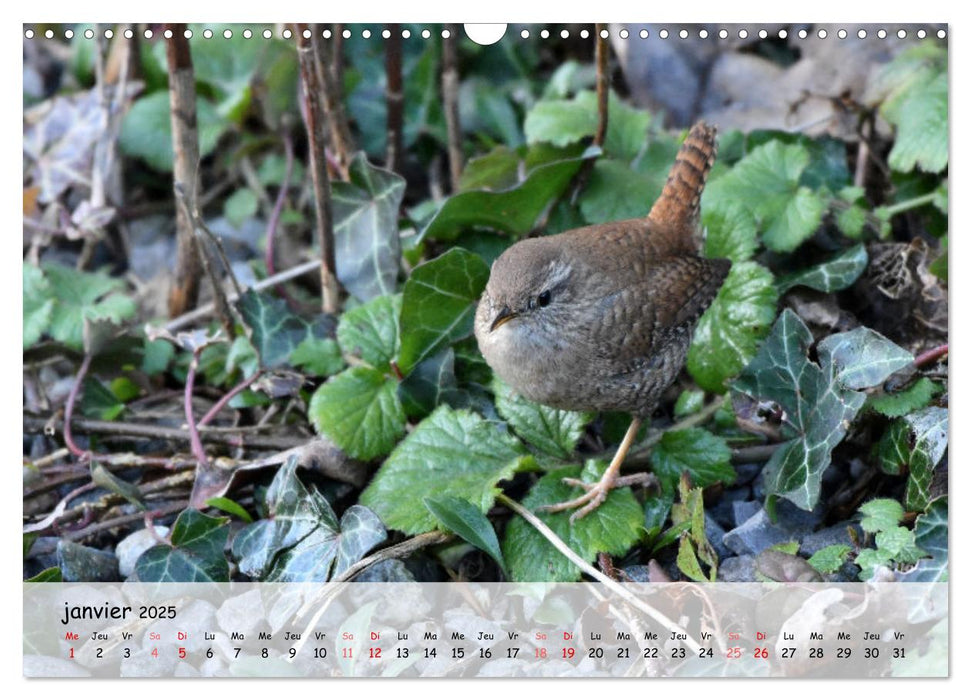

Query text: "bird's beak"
[490, 306, 517, 332]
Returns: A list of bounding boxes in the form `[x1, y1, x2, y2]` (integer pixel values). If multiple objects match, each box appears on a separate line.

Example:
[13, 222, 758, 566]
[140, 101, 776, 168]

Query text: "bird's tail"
[647, 121, 718, 249]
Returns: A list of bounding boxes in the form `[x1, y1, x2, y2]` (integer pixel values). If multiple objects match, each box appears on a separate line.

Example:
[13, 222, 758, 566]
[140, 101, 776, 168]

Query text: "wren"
[474, 122, 730, 521]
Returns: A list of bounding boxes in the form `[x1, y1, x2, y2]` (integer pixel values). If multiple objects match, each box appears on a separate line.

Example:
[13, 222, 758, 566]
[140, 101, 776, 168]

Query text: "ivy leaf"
[649, 428, 735, 498]
[807, 544, 852, 575]
[859, 498, 905, 534]
[733, 311, 912, 510]
[23, 264, 54, 348]
[397, 248, 489, 374]
[333, 154, 406, 301]
[704, 140, 826, 252]
[236, 289, 330, 369]
[120, 91, 228, 171]
[492, 376, 592, 460]
[134, 510, 230, 582]
[398, 348, 460, 418]
[503, 461, 642, 582]
[336, 294, 401, 371]
[687, 261, 778, 393]
[424, 495, 507, 575]
[776, 244, 869, 293]
[899, 496, 947, 582]
[41, 263, 136, 351]
[360, 406, 525, 535]
[232, 457, 386, 582]
[420, 149, 596, 242]
[308, 367, 406, 461]
[902, 407, 949, 512]
[868, 378, 943, 418]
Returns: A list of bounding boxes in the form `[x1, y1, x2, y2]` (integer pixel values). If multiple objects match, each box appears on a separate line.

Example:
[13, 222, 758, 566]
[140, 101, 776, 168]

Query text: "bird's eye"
[537, 290, 552, 307]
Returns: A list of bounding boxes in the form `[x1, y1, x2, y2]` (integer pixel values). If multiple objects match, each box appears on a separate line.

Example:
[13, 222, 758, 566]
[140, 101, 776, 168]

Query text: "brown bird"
[474, 122, 730, 521]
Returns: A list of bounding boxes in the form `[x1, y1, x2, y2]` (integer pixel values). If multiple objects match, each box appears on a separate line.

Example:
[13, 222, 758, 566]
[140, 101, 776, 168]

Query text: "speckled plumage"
[475, 122, 730, 420]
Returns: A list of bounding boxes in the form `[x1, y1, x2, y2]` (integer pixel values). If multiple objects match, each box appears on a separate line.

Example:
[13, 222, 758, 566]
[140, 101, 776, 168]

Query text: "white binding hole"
[858, 29, 867, 39]
[163, 29, 172, 39]
[322, 28, 332, 39]
[718, 28, 728, 39]
[917, 29, 927, 39]
[897, 29, 907, 39]
[262, 29, 272, 39]
[640, 29, 649, 39]
[758, 29, 767, 39]
[798, 28, 808, 39]
[699, 29, 709, 39]
[541, 29, 550, 39]
[599, 28, 608, 39]
[521, 29, 530, 39]
[560, 29, 569, 39]
[45, 29, 54, 39]
[345, 29, 353, 39]
[363, 29, 372, 39]
[779, 29, 788, 39]
[302, 29, 311, 39]
[184, 29, 192, 39]
[679, 29, 688, 39]
[382, 29, 391, 39]
[738, 29, 748, 39]
[838, 29, 847, 39]
[65, 29, 75, 39]
[580, 29, 589, 39]
[659, 29, 669, 39]
[242, 29, 252, 39]
[85, 28, 94, 39]
[440, 29, 449, 39]
[224, 29, 233, 39]
[203, 29, 213, 39]
[282, 28, 292, 39]
[619, 28, 629, 39]
[401, 29, 410, 39]
[817, 29, 827, 39]
[421, 29, 431, 39]
[937, 29, 947, 39]
[24, 28, 34, 39]
[877, 29, 887, 38]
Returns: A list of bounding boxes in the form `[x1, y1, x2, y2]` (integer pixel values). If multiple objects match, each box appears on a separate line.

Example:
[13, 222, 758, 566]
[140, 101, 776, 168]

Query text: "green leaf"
[874, 526, 926, 565]
[807, 544, 852, 575]
[887, 72, 948, 174]
[817, 325, 914, 390]
[578, 158, 661, 224]
[205, 497, 253, 523]
[687, 261, 778, 393]
[855, 548, 894, 580]
[23, 264, 54, 348]
[360, 406, 525, 535]
[458, 146, 522, 191]
[525, 91, 650, 161]
[289, 336, 345, 378]
[868, 378, 943, 418]
[673, 389, 705, 418]
[80, 378, 125, 420]
[733, 311, 912, 510]
[903, 407, 949, 512]
[308, 367, 405, 461]
[90, 463, 143, 508]
[26, 567, 62, 583]
[134, 510, 230, 582]
[397, 248, 490, 374]
[859, 498, 905, 534]
[503, 461, 642, 582]
[900, 496, 947, 582]
[41, 263, 136, 351]
[120, 91, 227, 171]
[424, 495, 507, 574]
[333, 154, 407, 301]
[670, 478, 718, 581]
[336, 294, 401, 371]
[703, 201, 758, 263]
[398, 348, 459, 418]
[224, 188, 258, 229]
[836, 204, 867, 240]
[649, 428, 735, 498]
[420, 149, 596, 242]
[704, 140, 826, 253]
[232, 456, 386, 582]
[236, 289, 328, 368]
[492, 376, 592, 460]
[776, 244, 869, 293]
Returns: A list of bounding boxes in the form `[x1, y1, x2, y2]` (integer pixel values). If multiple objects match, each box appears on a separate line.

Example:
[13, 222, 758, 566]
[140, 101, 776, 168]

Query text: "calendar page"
[22, 22, 949, 679]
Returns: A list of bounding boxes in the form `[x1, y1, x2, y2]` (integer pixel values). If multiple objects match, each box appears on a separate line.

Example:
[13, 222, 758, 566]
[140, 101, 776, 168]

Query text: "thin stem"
[384, 24, 403, 174]
[265, 131, 295, 279]
[880, 192, 937, 218]
[184, 348, 208, 467]
[624, 395, 726, 467]
[914, 343, 948, 368]
[592, 23, 609, 148]
[197, 370, 264, 428]
[63, 354, 93, 460]
[441, 23, 463, 191]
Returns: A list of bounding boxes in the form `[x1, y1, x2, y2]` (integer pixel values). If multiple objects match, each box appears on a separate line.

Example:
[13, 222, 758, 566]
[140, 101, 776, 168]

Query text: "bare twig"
[162, 259, 320, 332]
[164, 23, 204, 318]
[496, 493, 702, 649]
[296, 24, 340, 313]
[384, 24, 404, 173]
[441, 23, 463, 190]
[571, 23, 609, 198]
[622, 396, 726, 468]
[25, 415, 307, 452]
[184, 347, 209, 467]
[316, 24, 354, 178]
[332, 530, 452, 584]
[265, 131, 295, 279]
[65, 500, 190, 543]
